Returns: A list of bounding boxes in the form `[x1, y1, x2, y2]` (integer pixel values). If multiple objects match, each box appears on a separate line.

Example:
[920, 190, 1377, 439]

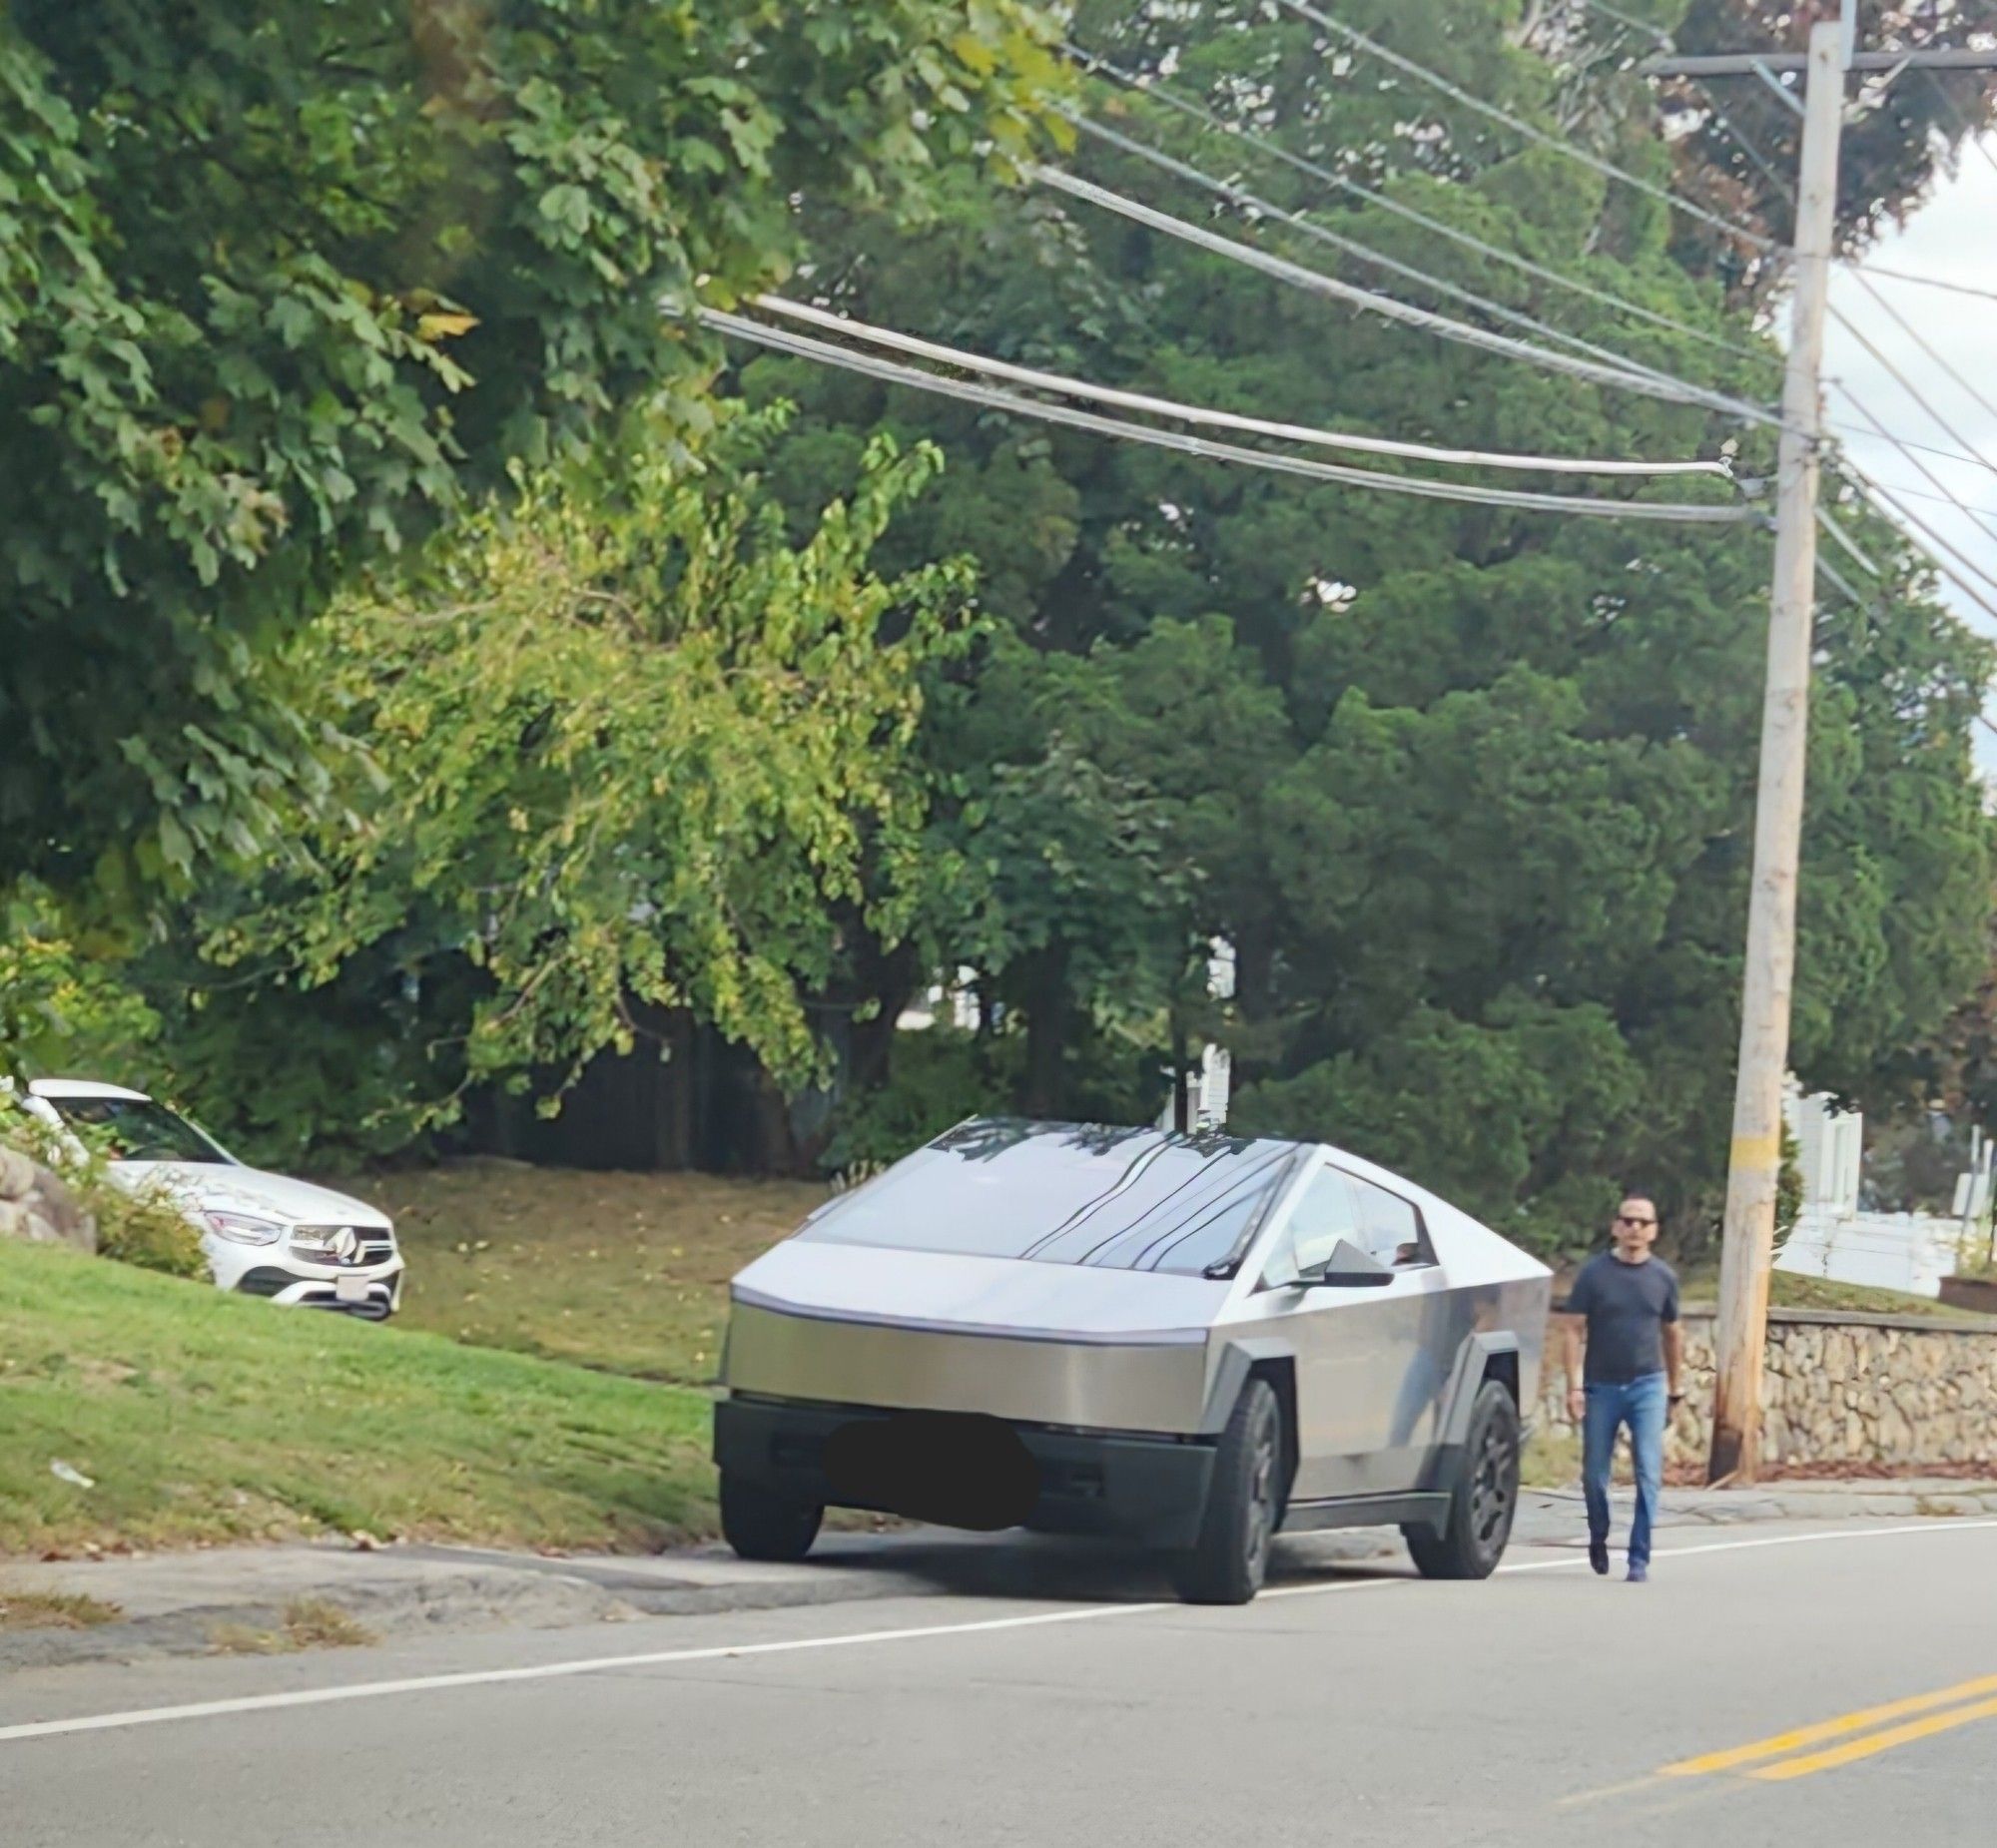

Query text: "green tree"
[0, 0, 1060, 901]
[148, 406, 977, 1158]
[749, 0, 1994, 1248]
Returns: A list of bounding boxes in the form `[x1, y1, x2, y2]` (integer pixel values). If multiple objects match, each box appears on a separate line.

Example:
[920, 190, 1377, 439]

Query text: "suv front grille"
[288, 1226, 396, 1268]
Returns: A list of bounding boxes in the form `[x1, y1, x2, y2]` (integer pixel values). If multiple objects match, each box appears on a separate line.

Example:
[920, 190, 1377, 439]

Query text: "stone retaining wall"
[1537, 1306, 1997, 1469]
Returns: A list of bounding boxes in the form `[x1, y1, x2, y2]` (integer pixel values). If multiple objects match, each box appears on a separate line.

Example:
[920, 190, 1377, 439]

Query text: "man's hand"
[1567, 1386, 1586, 1424]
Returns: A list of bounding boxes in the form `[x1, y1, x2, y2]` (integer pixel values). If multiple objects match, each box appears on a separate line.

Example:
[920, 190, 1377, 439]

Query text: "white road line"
[3, 1519, 1992, 1746]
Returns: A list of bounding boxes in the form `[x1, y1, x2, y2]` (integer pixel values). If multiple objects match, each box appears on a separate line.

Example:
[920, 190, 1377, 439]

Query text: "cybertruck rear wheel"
[1404, 1380, 1519, 1580]
[719, 1471, 823, 1563]
[1168, 1378, 1282, 1605]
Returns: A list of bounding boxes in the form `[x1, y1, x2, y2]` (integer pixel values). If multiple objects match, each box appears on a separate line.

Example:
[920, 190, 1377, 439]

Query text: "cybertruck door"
[1242, 1162, 1468, 1501]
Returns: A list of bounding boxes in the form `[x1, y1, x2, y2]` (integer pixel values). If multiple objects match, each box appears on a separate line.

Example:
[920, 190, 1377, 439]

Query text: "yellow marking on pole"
[1659, 1672, 1997, 1777]
[1751, 1693, 1997, 1781]
[1727, 1131, 1782, 1170]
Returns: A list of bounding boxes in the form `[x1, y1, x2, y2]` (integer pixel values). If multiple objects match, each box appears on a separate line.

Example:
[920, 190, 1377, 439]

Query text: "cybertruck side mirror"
[1301, 1238, 1395, 1289]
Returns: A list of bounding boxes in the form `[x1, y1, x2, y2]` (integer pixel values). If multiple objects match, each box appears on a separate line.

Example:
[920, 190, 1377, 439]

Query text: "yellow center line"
[1751, 1693, 1997, 1781]
[1660, 1672, 1997, 1777]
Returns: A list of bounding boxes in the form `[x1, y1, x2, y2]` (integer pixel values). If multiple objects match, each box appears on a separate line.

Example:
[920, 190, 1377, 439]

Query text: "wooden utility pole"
[1641, 16, 1997, 1484]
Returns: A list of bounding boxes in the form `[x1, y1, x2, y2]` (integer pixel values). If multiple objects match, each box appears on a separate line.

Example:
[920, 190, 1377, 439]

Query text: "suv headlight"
[203, 1209, 287, 1246]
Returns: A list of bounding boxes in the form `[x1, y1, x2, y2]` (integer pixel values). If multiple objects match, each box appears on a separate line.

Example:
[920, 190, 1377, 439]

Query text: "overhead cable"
[1275, 0, 1778, 250]
[1836, 270, 1997, 452]
[1831, 381, 1997, 550]
[1062, 37, 1761, 363]
[1816, 506, 1882, 578]
[1028, 162, 1779, 426]
[695, 307, 1755, 523]
[1846, 465, 1997, 612]
[1827, 308, 1997, 540]
[1056, 114, 1760, 414]
[753, 295, 1731, 477]
[1294, 0, 1997, 306]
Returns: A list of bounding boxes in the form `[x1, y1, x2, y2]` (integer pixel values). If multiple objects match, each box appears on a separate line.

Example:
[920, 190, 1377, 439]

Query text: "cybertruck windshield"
[797, 1119, 1301, 1277]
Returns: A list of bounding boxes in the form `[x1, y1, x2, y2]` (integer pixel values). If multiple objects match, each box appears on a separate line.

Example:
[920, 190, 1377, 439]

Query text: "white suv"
[19, 1078, 406, 1320]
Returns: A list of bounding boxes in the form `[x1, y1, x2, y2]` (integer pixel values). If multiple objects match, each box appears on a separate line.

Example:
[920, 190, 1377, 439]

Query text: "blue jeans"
[1583, 1372, 1666, 1569]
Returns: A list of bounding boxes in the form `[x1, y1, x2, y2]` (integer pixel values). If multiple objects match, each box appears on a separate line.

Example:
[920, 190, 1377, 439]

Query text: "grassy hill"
[329, 1161, 824, 1384]
[0, 1236, 715, 1557]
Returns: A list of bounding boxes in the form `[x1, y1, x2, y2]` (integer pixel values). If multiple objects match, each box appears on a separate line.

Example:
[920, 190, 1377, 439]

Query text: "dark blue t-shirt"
[1568, 1252, 1679, 1384]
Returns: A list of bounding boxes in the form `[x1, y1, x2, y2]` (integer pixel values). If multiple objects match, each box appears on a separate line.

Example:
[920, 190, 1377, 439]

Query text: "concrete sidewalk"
[6, 1476, 1993, 1674]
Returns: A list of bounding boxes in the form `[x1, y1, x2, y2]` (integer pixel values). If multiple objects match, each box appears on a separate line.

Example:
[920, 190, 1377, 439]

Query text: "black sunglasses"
[1616, 1213, 1657, 1228]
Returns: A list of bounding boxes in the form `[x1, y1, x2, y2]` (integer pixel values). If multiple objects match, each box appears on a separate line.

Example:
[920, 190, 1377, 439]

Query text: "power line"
[1845, 464, 1997, 615]
[1275, 0, 1779, 251]
[1831, 377, 1997, 550]
[1062, 36, 1762, 363]
[1295, 0, 1997, 307]
[695, 307, 1756, 522]
[1057, 112, 1764, 416]
[1837, 269, 1997, 445]
[1028, 160, 1779, 425]
[753, 295, 1731, 477]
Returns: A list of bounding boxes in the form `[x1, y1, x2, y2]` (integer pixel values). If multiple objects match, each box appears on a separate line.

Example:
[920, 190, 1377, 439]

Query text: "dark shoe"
[1589, 1539, 1610, 1575]
[1627, 1563, 1649, 1583]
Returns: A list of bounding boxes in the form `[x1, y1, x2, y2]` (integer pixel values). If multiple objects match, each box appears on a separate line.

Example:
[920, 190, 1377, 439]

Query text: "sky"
[1820, 128, 1997, 766]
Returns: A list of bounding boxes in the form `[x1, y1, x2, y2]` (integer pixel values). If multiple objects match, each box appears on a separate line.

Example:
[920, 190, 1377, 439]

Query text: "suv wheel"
[1404, 1379, 1520, 1580]
[1168, 1378, 1283, 1605]
[719, 1471, 823, 1563]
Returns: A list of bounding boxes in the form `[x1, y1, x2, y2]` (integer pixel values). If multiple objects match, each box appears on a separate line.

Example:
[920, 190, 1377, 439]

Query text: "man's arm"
[1663, 1320, 1684, 1402]
[1558, 1314, 1587, 1422]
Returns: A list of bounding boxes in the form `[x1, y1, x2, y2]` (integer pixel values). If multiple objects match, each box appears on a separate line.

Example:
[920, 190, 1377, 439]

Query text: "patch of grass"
[0, 1586, 123, 1631]
[1521, 1426, 1580, 1490]
[328, 1160, 825, 1384]
[211, 1597, 375, 1654]
[0, 1236, 716, 1557]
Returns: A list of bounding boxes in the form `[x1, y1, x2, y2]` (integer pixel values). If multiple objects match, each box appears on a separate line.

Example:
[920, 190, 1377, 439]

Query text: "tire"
[1404, 1379, 1520, 1580]
[1168, 1378, 1283, 1605]
[719, 1471, 824, 1563]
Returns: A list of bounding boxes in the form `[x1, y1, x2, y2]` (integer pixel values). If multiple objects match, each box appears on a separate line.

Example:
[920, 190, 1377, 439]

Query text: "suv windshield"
[798, 1119, 1298, 1276]
[46, 1096, 233, 1165]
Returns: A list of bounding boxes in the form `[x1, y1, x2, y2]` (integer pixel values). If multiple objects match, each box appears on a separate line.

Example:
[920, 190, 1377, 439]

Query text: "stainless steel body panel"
[725, 1300, 1212, 1433]
[1222, 1268, 1472, 1499]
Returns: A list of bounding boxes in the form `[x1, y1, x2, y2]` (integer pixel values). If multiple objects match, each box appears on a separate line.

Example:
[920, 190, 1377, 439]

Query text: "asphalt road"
[5, 1516, 1996, 1846]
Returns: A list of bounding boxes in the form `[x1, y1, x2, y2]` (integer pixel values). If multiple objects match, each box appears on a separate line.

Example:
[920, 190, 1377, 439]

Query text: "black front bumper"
[714, 1395, 1217, 1551]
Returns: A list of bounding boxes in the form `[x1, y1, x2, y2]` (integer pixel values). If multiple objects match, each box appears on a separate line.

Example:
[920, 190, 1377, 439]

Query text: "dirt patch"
[0, 1586, 123, 1631]
[210, 1596, 374, 1655]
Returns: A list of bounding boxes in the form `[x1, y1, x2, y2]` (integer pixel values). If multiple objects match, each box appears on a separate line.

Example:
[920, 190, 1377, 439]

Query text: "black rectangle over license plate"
[823, 1411, 1038, 1531]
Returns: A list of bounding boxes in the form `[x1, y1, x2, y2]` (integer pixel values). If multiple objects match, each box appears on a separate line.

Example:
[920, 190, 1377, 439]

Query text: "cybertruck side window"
[1349, 1177, 1435, 1270]
[1259, 1167, 1364, 1289]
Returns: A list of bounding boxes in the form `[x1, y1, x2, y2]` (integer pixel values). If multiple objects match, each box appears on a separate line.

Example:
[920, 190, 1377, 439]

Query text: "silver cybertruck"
[714, 1119, 1552, 1603]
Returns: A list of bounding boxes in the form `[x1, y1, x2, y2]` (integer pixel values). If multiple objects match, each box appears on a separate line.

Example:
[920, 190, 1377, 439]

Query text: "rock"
[0, 1146, 36, 1200]
[0, 1147, 96, 1255]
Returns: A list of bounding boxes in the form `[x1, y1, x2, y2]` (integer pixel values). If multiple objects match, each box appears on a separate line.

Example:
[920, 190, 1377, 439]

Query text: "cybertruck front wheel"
[1167, 1378, 1282, 1605]
[719, 1471, 823, 1562]
[1404, 1380, 1520, 1580]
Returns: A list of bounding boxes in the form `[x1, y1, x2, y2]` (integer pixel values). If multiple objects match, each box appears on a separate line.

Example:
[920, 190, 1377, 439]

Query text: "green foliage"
[176, 405, 976, 1143]
[818, 1029, 1020, 1174]
[0, 885, 160, 1080]
[753, 0, 1996, 1252]
[0, 1096, 209, 1279]
[0, 0, 1063, 901]
[1775, 1123, 1803, 1244]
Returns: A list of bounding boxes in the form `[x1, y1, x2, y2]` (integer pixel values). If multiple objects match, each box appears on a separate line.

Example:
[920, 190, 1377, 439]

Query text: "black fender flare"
[1435, 1329, 1524, 1459]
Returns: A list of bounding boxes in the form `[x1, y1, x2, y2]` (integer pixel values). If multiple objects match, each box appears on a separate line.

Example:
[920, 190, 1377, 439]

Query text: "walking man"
[1559, 1196, 1682, 1582]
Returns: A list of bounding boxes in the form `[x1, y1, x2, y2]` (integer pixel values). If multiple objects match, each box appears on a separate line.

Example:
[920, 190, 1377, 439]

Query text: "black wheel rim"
[1244, 1415, 1277, 1580]
[1470, 1414, 1518, 1555]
